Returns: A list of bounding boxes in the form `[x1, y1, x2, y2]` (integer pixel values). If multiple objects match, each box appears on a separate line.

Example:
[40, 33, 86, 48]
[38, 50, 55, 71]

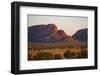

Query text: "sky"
[28, 15, 88, 36]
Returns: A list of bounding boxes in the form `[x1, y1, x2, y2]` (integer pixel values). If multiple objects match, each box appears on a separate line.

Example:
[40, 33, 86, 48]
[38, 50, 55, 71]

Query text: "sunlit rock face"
[28, 24, 57, 42]
[28, 23, 84, 44]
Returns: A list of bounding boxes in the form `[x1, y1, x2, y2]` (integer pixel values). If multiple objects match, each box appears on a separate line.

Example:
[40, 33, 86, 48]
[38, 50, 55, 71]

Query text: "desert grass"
[28, 43, 87, 61]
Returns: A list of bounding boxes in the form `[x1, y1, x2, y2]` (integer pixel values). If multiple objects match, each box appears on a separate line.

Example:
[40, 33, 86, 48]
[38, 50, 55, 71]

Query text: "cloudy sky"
[28, 15, 88, 35]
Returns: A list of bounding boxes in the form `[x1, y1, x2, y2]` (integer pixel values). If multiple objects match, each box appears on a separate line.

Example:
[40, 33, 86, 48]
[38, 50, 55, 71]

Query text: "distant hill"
[28, 24, 86, 45]
[72, 28, 88, 42]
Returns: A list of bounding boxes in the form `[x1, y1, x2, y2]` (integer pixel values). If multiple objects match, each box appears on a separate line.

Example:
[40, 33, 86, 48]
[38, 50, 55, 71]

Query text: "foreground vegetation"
[28, 43, 88, 61]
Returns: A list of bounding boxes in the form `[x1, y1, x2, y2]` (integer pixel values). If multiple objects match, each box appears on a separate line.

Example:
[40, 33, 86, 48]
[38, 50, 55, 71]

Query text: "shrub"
[28, 53, 34, 60]
[54, 54, 62, 59]
[63, 51, 75, 59]
[80, 49, 88, 58]
[35, 52, 53, 60]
